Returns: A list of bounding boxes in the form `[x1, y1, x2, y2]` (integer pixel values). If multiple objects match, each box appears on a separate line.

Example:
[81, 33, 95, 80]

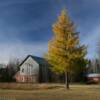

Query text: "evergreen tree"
[45, 9, 87, 89]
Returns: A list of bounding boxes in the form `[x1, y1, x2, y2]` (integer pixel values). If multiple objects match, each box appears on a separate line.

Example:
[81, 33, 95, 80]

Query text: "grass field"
[0, 84, 100, 100]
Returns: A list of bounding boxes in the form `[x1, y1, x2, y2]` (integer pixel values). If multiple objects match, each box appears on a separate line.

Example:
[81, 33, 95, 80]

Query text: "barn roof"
[87, 73, 100, 77]
[19, 55, 48, 67]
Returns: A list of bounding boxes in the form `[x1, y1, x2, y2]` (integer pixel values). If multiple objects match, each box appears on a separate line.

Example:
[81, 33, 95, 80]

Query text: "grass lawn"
[0, 84, 100, 100]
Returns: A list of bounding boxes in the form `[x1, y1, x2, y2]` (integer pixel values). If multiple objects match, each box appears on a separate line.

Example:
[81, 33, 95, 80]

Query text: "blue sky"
[0, 0, 100, 63]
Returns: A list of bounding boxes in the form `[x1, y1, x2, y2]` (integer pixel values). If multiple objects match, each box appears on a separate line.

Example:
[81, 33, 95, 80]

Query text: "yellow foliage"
[45, 9, 87, 74]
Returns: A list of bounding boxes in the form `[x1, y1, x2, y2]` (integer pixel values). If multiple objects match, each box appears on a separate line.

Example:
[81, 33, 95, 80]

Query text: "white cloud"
[0, 42, 48, 64]
[82, 22, 100, 59]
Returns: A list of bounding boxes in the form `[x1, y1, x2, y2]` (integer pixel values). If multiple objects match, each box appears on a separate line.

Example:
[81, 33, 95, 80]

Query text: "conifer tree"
[45, 9, 87, 89]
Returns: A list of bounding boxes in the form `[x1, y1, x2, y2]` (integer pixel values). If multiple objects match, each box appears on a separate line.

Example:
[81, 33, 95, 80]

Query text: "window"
[22, 68, 24, 73]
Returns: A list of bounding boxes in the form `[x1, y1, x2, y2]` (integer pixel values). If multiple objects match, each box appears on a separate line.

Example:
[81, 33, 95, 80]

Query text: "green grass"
[0, 84, 100, 100]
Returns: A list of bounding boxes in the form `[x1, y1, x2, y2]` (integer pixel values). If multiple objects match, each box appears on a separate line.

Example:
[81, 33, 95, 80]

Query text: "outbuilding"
[87, 73, 100, 83]
[14, 55, 51, 83]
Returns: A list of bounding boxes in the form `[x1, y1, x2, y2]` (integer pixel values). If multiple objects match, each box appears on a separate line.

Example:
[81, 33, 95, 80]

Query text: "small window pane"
[22, 68, 24, 72]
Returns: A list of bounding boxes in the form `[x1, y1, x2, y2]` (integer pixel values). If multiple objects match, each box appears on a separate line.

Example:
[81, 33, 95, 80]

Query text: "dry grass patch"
[0, 84, 100, 100]
[0, 83, 64, 90]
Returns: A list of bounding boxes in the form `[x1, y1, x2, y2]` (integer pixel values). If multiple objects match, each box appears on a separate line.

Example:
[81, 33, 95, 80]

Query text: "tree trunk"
[65, 72, 69, 89]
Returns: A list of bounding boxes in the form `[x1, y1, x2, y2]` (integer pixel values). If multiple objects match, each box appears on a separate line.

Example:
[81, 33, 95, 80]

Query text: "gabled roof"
[19, 55, 48, 67]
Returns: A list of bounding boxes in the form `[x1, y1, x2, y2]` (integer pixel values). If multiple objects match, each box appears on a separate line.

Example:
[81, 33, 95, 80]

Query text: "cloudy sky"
[0, 0, 100, 63]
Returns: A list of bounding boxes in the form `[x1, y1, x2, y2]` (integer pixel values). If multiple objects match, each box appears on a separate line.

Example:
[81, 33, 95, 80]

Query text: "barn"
[14, 55, 51, 83]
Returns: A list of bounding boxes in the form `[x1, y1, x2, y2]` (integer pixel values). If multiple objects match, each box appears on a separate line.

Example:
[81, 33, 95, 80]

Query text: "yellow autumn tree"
[45, 9, 87, 89]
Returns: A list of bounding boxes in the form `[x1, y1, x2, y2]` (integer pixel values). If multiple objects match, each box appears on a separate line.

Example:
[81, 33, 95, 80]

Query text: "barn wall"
[20, 57, 39, 75]
[19, 57, 39, 83]
[16, 75, 38, 83]
[39, 64, 49, 82]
